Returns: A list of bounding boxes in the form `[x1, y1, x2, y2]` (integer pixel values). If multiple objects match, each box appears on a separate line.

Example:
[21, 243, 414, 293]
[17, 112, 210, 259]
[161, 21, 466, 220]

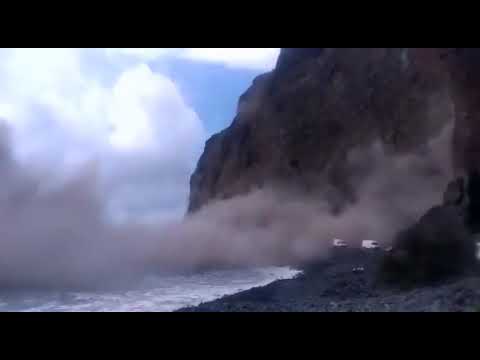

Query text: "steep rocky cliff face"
[188, 48, 480, 214]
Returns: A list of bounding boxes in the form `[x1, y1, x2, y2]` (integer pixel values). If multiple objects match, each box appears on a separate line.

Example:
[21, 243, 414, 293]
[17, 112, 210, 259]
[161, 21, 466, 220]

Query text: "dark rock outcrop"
[442, 49, 480, 174]
[380, 204, 476, 285]
[467, 170, 480, 233]
[443, 177, 466, 206]
[379, 171, 480, 286]
[188, 48, 456, 213]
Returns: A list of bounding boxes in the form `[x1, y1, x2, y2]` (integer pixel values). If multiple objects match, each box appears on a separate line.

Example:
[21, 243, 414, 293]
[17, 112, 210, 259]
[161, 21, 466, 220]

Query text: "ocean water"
[0, 267, 301, 312]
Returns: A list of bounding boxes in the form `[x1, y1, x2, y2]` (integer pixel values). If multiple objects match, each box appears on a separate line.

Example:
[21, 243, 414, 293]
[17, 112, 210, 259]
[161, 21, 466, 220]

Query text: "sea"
[0, 267, 300, 312]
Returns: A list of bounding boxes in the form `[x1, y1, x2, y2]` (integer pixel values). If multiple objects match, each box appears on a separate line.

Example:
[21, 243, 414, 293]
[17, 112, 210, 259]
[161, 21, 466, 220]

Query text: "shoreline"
[176, 249, 480, 312]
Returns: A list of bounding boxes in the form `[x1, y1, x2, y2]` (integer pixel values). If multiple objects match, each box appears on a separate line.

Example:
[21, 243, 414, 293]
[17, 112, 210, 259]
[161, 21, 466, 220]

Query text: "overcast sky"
[0, 48, 280, 222]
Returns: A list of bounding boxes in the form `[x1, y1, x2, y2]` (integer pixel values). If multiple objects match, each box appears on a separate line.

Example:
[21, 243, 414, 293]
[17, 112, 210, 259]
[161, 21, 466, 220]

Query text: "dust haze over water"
[0, 115, 454, 290]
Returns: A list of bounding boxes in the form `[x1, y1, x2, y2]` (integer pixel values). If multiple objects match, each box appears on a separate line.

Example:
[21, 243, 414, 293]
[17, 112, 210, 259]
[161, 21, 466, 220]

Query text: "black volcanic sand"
[176, 248, 480, 312]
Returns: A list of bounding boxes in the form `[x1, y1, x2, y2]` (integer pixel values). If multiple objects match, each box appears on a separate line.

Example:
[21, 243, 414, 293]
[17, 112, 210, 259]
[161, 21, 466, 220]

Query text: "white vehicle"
[362, 240, 380, 249]
[333, 239, 348, 247]
[352, 266, 364, 273]
[476, 243, 480, 260]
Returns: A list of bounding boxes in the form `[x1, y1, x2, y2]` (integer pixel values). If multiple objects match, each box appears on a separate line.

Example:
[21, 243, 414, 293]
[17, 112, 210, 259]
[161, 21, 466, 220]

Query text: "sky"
[0, 48, 280, 222]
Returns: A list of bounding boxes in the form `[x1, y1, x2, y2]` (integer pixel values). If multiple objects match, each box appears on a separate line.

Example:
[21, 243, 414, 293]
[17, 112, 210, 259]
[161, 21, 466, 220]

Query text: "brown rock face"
[188, 48, 480, 214]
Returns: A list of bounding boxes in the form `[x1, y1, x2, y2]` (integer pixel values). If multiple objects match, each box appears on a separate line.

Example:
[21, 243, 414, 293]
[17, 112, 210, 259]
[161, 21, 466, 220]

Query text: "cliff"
[188, 48, 480, 214]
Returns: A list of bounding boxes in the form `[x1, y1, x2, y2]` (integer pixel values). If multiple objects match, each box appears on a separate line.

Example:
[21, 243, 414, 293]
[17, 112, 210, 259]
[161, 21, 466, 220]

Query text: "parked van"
[333, 239, 348, 247]
[362, 240, 380, 249]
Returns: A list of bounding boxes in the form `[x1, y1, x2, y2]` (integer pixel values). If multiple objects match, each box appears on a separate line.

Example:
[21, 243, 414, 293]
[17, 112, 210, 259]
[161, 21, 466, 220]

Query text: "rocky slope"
[188, 48, 465, 213]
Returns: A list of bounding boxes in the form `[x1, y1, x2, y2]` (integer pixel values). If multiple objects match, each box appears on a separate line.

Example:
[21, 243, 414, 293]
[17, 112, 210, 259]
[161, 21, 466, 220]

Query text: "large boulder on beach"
[380, 204, 476, 285]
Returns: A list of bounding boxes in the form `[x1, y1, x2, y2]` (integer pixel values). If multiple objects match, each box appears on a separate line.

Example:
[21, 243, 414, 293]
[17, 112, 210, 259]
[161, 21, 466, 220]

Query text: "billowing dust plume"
[0, 121, 453, 290]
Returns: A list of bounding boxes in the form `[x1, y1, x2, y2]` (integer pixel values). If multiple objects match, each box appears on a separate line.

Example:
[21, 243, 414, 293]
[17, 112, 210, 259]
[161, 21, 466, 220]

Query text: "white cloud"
[104, 48, 280, 71]
[102, 63, 206, 221]
[0, 48, 109, 142]
[0, 48, 280, 221]
[0, 48, 207, 220]
[107, 63, 204, 156]
[105, 48, 181, 62]
[180, 48, 280, 71]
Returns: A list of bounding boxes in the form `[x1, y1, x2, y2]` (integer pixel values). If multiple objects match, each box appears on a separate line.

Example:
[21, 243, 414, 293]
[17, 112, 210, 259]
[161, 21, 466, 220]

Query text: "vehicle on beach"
[333, 239, 348, 247]
[352, 266, 364, 274]
[362, 240, 380, 249]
